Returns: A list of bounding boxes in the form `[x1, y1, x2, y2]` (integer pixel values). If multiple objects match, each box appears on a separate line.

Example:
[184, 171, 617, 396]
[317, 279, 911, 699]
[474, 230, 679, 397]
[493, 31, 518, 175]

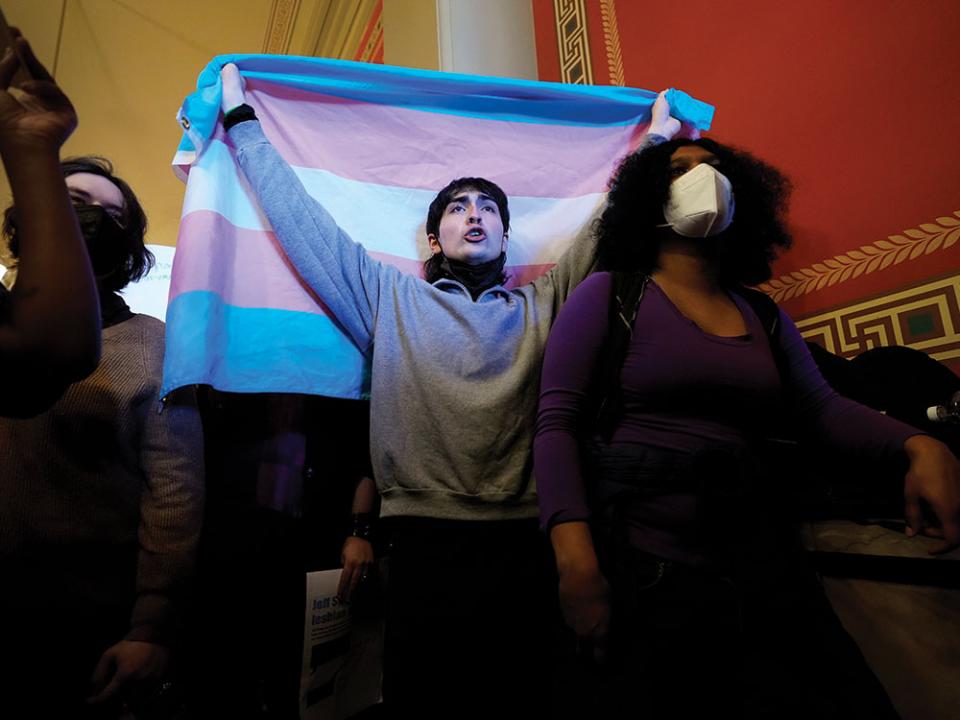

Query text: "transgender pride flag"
[163, 55, 713, 400]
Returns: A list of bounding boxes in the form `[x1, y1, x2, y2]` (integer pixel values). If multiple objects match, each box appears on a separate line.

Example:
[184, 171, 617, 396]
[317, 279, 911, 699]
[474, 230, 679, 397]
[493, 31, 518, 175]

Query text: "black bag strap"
[592, 273, 787, 440]
[594, 272, 649, 440]
[731, 285, 789, 394]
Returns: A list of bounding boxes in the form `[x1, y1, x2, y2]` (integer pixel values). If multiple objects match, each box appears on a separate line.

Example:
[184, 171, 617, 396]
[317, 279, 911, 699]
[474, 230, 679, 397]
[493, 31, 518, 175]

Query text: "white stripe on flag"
[182, 140, 607, 266]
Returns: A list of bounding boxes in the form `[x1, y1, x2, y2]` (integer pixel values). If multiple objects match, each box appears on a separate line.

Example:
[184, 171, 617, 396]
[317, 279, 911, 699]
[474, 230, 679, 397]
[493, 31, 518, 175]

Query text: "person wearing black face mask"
[0, 157, 204, 718]
[0, 28, 100, 417]
[7, 202, 132, 309]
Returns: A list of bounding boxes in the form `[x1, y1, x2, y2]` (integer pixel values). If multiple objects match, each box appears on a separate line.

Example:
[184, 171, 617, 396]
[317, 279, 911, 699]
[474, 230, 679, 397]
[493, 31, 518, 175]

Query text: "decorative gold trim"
[553, 0, 593, 85]
[795, 273, 960, 361]
[309, 0, 380, 60]
[760, 211, 960, 303]
[355, 6, 383, 63]
[599, 0, 624, 86]
[263, 0, 301, 54]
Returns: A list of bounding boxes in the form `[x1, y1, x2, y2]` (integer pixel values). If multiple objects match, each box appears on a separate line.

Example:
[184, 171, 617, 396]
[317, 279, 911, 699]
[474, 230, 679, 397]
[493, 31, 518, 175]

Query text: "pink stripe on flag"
[211, 78, 647, 198]
[171, 211, 328, 314]
[503, 264, 556, 288]
[171, 211, 555, 311]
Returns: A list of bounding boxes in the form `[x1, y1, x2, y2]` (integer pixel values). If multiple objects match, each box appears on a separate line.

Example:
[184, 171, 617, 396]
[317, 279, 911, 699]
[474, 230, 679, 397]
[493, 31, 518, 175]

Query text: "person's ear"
[427, 233, 442, 255]
[501, 233, 509, 252]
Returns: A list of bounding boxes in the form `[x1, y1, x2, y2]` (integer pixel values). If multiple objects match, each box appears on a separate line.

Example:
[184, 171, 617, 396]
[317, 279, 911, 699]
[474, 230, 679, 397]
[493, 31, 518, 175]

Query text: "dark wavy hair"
[423, 177, 510, 284]
[596, 138, 792, 286]
[2, 156, 153, 292]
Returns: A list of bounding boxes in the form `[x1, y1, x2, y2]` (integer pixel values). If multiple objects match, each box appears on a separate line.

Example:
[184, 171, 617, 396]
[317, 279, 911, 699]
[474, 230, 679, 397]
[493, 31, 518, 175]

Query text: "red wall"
[533, 0, 960, 320]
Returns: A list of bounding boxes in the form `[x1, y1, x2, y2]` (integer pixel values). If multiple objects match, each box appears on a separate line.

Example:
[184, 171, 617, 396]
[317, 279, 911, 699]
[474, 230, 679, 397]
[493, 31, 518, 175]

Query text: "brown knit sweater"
[0, 313, 204, 644]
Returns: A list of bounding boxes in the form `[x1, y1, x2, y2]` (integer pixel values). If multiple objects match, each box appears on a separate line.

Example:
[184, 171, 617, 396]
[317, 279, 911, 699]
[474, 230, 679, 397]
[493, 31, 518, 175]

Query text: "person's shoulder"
[104, 314, 165, 369]
[131, 313, 164, 331]
[134, 315, 165, 357]
[583, 270, 613, 286]
[571, 271, 614, 300]
[106, 313, 164, 340]
[555, 271, 613, 319]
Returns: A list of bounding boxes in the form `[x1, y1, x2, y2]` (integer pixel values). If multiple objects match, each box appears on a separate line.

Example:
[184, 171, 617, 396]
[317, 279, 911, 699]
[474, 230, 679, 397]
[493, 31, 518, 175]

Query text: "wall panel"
[532, 0, 960, 372]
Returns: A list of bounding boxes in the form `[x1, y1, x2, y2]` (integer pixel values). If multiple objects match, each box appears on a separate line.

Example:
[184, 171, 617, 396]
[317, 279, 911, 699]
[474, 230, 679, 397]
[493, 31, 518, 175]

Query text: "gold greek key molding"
[599, 0, 624, 86]
[263, 0, 301, 54]
[795, 273, 960, 361]
[554, 0, 594, 84]
[760, 211, 960, 303]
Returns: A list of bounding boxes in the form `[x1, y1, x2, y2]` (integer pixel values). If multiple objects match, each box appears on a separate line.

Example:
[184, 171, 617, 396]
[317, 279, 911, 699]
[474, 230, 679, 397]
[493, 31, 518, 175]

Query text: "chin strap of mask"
[438, 252, 507, 300]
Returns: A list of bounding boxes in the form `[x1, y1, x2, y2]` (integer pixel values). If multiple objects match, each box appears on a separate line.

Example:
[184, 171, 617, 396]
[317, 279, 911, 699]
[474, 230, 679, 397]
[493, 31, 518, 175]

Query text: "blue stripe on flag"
[161, 291, 370, 399]
[178, 54, 713, 155]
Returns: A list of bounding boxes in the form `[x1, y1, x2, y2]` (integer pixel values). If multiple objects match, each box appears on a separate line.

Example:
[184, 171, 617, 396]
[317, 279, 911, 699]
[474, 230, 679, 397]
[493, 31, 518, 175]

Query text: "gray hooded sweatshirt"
[229, 120, 614, 521]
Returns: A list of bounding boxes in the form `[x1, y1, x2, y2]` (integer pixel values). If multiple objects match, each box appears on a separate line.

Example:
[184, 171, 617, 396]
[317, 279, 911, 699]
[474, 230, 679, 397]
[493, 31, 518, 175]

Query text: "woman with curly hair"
[534, 136, 960, 716]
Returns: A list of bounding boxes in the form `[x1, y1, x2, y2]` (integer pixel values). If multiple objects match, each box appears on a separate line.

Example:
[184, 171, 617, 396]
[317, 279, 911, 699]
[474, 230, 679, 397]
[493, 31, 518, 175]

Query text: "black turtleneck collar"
[437, 252, 508, 300]
[100, 291, 134, 329]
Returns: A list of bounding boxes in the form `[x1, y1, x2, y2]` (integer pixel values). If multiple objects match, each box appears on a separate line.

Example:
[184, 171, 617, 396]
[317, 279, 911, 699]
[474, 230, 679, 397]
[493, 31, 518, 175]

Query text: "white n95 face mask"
[661, 163, 735, 238]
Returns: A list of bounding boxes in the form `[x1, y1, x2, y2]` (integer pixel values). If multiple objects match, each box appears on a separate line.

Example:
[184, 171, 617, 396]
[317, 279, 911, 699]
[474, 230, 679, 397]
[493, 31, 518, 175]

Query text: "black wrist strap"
[350, 513, 376, 541]
[223, 103, 257, 131]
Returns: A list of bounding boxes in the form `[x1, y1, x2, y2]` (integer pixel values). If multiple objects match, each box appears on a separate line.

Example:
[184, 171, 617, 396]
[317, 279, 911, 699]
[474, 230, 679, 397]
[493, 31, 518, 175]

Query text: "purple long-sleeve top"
[534, 272, 919, 563]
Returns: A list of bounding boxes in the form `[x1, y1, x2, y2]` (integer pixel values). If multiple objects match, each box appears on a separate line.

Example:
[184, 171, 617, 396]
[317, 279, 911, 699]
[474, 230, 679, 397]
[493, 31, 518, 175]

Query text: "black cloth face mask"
[6, 204, 128, 278]
[73, 204, 129, 278]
